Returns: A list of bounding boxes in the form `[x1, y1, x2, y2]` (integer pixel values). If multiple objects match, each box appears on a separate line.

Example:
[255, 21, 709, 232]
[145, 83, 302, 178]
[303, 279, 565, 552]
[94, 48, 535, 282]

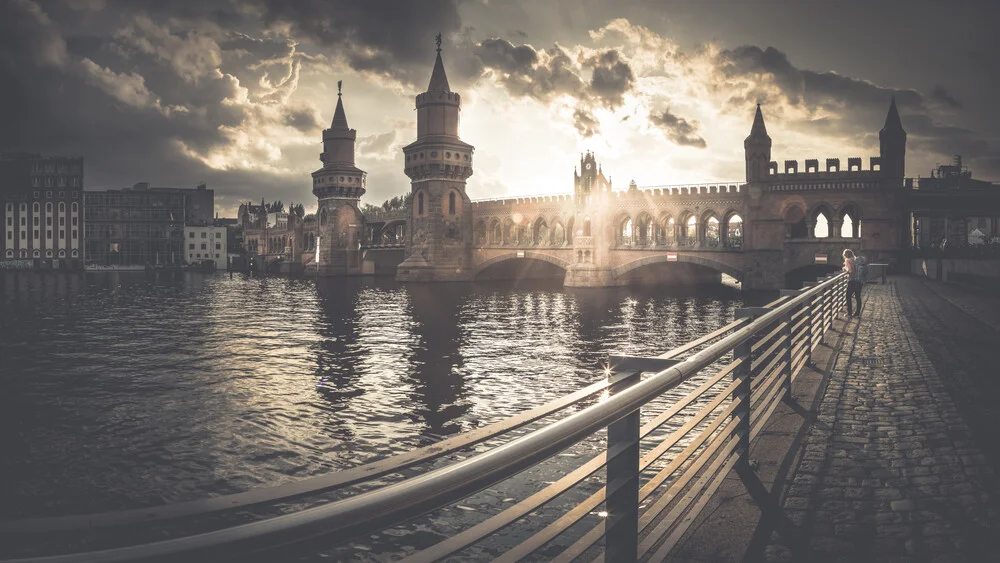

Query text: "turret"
[313, 81, 366, 200]
[744, 104, 772, 183]
[879, 96, 906, 178]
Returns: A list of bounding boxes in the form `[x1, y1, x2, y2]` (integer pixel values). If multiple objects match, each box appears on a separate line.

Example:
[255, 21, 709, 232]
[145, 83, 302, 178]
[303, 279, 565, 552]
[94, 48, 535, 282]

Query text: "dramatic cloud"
[649, 108, 706, 148]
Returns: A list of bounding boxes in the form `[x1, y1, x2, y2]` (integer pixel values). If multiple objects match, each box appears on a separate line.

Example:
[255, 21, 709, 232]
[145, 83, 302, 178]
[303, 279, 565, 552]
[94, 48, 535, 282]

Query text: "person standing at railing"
[842, 249, 862, 318]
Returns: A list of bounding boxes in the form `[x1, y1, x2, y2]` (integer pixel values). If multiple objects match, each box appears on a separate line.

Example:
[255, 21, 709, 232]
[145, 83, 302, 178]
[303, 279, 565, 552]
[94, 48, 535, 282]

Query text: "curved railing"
[0, 273, 849, 562]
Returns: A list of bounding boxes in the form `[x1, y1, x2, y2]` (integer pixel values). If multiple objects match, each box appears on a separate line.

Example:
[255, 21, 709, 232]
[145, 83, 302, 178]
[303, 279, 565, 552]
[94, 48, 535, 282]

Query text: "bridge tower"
[312, 82, 367, 275]
[397, 35, 476, 282]
[565, 152, 614, 287]
[742, 104, 778, 287]
[879, 95, 907, 180]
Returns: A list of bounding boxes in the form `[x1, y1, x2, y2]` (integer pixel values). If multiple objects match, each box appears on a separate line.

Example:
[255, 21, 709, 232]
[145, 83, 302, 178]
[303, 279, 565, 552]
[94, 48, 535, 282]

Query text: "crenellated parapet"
[763, 156, 885, 190]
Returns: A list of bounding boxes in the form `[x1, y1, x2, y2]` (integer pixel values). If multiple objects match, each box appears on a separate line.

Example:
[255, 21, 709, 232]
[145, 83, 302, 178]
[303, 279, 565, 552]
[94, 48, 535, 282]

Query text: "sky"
[1, 0, 998, 218]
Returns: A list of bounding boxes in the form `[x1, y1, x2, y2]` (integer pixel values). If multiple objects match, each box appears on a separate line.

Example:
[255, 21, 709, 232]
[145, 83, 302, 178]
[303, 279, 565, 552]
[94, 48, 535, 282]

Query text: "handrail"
[2, 273, 849, 563]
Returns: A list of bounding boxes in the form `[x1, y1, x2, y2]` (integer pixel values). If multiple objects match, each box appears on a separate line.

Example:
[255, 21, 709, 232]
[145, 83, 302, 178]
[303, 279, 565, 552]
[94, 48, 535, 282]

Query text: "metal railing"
[0, 273, 850, 563]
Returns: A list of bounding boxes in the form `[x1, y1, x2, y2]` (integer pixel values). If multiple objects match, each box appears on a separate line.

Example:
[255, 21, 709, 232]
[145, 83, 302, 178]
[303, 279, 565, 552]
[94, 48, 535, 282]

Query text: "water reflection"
[0, 272, 750, 517]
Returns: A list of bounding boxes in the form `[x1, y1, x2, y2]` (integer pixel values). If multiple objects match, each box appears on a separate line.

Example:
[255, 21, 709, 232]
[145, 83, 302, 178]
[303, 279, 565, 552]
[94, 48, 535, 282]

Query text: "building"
[0, 153, 84, 270]
[84, 182, 213, 268]
[184, 225, 227, 269]
[907, 156, 1000, 249]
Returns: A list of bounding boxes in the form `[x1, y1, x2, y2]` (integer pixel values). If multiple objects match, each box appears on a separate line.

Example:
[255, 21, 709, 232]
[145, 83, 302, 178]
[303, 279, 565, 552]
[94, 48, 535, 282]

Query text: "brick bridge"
[308, 45, 910, 291]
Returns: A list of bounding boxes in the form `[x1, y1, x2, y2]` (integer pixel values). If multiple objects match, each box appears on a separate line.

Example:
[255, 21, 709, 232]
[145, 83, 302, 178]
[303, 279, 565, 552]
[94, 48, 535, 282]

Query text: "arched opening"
[618, 216, 633, 246]
[417, 192, 425, 216]
[551, 221, 565, 246]
[475, 256, 568, 283]
[635, 213, 653, 247]
[812, 207, 832, 238]
[59, 202, 65, 212]
[726, 213, 743, 248]
[34, 202, 40, 213]
[504, 218, 517, 245]
[566, 217, 575, 245]
[703, 213, 720, 247]
[660, 216, 676, 246]
[682, 214, 697, 246]
[490, 219, 502, 245]
[839, 204, 861, 238]
[320, 207, 328, 226]
[534, 217, 549, 246]
[448, 192, 456, 215]
[783, 205, 807, 239]
[582, 217, 592, 237]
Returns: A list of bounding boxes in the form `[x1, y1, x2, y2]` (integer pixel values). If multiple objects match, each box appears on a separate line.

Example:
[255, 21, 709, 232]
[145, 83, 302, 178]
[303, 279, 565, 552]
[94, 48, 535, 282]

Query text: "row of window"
[188, 243, 223, 250]
[413, 191, 460, 217]
[30, 177, 81, 188]
[187, 231, 219, 238]
[6, 230, 77, 240]
[4, 249, 78, 258]
[188, 253, 222, 259]
[6, 202, 78, 213]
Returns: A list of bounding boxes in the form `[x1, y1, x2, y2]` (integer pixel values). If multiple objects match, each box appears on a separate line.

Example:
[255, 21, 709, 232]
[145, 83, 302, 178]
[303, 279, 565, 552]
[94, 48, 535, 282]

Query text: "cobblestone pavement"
[761, 280, 998, 563]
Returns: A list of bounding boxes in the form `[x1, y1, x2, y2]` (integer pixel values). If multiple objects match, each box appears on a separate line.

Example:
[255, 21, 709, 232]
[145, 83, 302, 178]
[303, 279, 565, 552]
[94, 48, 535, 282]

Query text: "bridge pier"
[563, 263, 615, 287]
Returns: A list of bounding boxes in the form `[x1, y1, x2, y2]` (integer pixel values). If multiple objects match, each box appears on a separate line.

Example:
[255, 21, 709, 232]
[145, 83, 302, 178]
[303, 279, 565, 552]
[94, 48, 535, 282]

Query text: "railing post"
[605, 369, 641, 563]
[733, 309, 765, 473]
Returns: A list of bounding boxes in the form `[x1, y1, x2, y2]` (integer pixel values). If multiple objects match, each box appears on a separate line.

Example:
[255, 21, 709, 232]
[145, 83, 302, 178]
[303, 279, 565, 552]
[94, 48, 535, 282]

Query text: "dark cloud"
[573, 107, 599, 137]
[475, 39, 585, 101]
[649, 108, 706, 148]
[929, 85, 962, 109]
[282, 105, 322, 133]
[242, 0, 463, 87]
[585, 50, 634, 109]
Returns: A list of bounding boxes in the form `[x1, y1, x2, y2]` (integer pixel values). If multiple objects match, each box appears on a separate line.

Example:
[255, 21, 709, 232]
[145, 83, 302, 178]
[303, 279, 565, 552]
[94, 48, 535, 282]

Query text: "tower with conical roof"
[879, 96, 906, 179]
[397, 34, 475, 282]
[744, 104, 772, 183]
[312, 81, 367, 275]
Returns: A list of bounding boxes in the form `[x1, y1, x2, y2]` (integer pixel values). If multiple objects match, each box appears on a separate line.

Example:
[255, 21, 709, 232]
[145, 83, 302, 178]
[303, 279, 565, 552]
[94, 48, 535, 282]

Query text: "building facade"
[184, 225, 228, 269]
[0, 153, 84, 270]
[83, 183, 213, 268]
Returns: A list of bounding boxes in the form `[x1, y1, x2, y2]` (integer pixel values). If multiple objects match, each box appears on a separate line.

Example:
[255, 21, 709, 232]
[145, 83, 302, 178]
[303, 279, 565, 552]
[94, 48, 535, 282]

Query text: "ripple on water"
[0, 273, 744, 520]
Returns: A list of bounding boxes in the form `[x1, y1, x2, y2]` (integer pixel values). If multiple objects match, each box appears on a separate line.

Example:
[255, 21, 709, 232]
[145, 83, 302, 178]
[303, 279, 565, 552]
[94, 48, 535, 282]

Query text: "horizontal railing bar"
[0, 373, 632, 536]
[751, 380, 787, 441]
[790, 314, 809, 335]
[402, 361, 737, 561]
[636, 428, 742, 558]
[496, 365, 738, 562]
[750, 332, 788, 373]
[644, 438, 742, 562]
[658, 318, 749, 360]
[750, 360, 786, 409]
[749, 320, 786, 354]
[556, 400, 741, 563]
[751, 347, 786, 395]
[751, 361, 788, 420]
[10, 274, 846, 563]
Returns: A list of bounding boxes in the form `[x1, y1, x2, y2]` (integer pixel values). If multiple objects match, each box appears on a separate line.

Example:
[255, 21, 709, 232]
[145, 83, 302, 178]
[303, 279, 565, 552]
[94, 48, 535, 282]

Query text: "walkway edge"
[666, 306, 859, 562]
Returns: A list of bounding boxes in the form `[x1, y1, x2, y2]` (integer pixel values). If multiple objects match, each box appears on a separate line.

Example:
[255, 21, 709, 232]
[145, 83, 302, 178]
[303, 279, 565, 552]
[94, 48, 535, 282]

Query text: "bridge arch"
[612, 252, 744, 282]
[473, 251, 572, 277]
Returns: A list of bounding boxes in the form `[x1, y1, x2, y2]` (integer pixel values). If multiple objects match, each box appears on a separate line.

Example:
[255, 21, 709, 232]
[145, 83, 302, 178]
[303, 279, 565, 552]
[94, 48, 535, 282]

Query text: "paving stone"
[757, 280, 998, 562]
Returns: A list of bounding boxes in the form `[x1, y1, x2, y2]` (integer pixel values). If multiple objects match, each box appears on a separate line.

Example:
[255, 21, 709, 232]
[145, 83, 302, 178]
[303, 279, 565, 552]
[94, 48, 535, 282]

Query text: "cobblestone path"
[762, 281, 997, 563]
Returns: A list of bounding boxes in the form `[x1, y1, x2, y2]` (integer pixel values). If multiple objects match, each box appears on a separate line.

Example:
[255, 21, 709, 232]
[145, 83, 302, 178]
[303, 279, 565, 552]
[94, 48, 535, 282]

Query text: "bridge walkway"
[753, 280, 999, 562]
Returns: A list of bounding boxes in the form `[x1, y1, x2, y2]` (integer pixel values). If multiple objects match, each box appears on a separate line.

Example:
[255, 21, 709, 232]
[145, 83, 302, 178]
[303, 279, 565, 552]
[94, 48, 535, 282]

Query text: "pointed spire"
[332, 81, 348, 128]
[882, 95, 904, 133]
[427, 32, 451, 92]
[749, 104, 768, 138]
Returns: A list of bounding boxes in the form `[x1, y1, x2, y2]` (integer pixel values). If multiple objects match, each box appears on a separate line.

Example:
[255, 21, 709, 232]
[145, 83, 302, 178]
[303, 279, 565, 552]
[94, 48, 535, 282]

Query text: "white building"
[184, 225, 227, 269]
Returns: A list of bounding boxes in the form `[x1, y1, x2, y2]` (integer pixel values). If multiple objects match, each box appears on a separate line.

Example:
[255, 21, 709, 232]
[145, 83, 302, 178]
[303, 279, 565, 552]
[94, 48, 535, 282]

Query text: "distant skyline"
[2, 0, 998, 217]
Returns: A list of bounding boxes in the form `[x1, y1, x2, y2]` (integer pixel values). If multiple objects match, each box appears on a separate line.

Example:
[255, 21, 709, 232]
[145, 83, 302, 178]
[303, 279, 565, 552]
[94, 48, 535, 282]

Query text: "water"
[0, 272, 752, 558]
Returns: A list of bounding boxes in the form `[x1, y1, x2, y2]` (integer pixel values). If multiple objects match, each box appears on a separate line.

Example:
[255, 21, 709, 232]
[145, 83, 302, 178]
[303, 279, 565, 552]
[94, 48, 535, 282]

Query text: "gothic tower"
[396, 35, 475, 282]
[744, 104, 772, 183]
[312, 82, 367, 275]
[879, 96, 907, 180]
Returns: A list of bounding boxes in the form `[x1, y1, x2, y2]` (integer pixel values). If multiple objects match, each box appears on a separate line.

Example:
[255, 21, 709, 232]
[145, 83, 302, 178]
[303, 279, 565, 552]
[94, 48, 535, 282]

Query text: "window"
[46, 230, 51, 238]
[200, 243, 206, 250]
[59, 217, 65, 226]
[5, 203, 10, 212]
[418, 192, 424, 215]
[33, 229, 38, 238]
[33, 202, 39, 212]
[72, 217, 77, 226]
[20, 217, 25, 226]
[71, 202, 77, 212]
[189, 243, 195, 250]
[196, 253, 201, 258]
[59, 202, 65, 212]
[72, 230, 77, 239]
[189, 232, 195, 238]
[59, 230, 64, 239]
[46, 202, 52, 213]
[215, 243, 221, 249]
[46, 217, 52, 226]
[448, 192, 456, 215]
[201, 232, 206, 238]
[20, 203, 26, 212]
[6, 232, 11, 240]
[58, 249, 65, 258]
